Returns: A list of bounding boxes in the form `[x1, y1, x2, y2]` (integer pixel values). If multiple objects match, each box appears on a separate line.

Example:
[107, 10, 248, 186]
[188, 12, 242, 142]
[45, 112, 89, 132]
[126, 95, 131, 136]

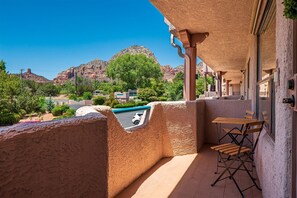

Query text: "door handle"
[283, 95, 295, 107]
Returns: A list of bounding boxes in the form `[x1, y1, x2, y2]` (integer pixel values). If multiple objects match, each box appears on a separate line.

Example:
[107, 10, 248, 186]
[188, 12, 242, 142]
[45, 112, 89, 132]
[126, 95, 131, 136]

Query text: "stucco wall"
[0, 114, 108, 198]
[196, 100, 205, 151]
[254, 1, 294, 197]
[162, 101, 198, 156]
[204, 100, 252, 144]
[78, 101, 199, 197]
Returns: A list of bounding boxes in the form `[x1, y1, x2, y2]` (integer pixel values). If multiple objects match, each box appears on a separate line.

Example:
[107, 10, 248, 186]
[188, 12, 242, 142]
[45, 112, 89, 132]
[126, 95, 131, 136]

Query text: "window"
[256, 0, 276, 139]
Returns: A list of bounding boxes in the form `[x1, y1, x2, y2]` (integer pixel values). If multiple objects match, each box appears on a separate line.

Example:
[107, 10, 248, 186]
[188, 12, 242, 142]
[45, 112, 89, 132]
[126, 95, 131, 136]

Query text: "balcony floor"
[116, 145, 262, 198]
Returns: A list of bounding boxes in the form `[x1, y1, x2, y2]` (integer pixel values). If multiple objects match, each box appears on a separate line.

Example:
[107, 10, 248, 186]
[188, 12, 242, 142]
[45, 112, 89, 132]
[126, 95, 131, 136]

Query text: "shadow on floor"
[116, 145, 262, 198]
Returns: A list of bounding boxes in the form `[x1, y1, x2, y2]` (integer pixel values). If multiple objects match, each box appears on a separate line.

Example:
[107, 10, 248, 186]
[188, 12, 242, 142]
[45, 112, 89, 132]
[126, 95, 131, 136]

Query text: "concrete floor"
[116, 145, 262, 198]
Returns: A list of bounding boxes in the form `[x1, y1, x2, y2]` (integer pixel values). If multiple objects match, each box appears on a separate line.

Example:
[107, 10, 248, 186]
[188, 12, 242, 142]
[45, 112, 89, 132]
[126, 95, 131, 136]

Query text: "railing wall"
[0, 114, 108, 197]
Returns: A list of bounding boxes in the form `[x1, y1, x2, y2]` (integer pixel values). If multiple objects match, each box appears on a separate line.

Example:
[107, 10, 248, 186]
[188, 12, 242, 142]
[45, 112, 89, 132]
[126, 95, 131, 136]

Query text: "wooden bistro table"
[212, 117, 258, 144]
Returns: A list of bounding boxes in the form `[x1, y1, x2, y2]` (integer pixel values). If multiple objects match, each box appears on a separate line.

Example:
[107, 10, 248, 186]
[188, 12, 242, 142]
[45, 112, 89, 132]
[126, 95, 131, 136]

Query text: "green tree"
[150, 79, 166, 97]
[59, 81, 76, 95]
[196, 76, 213, 97]
[107, 54, 163, 90]
[165, 80, 183, 101]
[164, 72, 184, 101]
[96, 82, 123, 94]
[37, 83, 59, 96]
[0, 60, 6, 72]
[76, 77, 94, 96]
[137, 88, 158, 102]
[23, 80, 40, 95]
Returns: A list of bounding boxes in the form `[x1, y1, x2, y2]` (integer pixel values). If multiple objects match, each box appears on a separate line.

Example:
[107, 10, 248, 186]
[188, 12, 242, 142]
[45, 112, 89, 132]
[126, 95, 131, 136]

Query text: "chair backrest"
[244, 110, 255, 119]
[240, 121, 264, 152]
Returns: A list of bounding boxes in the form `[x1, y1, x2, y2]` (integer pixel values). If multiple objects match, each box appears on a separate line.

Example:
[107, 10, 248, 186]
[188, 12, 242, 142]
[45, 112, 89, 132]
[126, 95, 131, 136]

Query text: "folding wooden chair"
[211, 121, 264, 197]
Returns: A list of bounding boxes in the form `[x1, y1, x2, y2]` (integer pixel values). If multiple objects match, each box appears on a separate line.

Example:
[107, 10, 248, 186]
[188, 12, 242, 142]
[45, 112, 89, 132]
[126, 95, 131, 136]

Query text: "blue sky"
[0, 0, 190, 80]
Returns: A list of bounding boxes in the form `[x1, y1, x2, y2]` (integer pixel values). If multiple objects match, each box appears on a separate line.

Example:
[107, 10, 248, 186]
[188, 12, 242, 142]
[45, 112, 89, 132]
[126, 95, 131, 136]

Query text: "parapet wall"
[78, 101, 199, 197]
[0, 99, 253, 198]
[203, 99, 252, 144]
[0, 114, 108, 198]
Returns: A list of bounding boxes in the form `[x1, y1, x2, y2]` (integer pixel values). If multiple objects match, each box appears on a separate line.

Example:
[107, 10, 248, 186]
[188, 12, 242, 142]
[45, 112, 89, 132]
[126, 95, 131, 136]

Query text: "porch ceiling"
[223, 71, 244, 84]
[150, 0, 255, 72]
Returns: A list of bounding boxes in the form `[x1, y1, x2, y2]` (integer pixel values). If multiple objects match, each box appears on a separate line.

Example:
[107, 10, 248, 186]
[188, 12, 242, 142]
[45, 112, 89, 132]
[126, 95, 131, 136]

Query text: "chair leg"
[211, 153, 245, 197]
[242, 161, 262, 191]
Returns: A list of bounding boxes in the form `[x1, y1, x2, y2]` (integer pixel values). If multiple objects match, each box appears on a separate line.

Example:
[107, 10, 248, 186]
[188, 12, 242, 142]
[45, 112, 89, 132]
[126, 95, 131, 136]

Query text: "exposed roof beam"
[179, 29, 209, 48]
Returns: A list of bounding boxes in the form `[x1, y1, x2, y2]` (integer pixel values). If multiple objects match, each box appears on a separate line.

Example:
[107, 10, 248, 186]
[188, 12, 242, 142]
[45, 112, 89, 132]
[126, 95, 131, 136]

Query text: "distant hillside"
[110, 45, 158, 62]
[20, 69, 51, 83]
[53, 59, 109, 84]
[53, 45, 204, 84]
[163, 62, 203, 82]
[53, 45, 159, 84]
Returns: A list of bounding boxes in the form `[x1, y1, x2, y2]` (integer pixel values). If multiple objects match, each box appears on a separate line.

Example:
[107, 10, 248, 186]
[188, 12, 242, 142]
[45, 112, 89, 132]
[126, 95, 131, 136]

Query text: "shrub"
[19, 109, 27, 117]
[69, 94, 78, 100]
[82, 92, 93, 100]
[137, 88, 157, 102]
[65, 108, 76, 116]
[52, 106, 63, 116]
[113, 101, 148, 108]
[136, 101, 148, 106]
[157, 96, 168, 101]
[104, 93, 119, 108]
[110, 100, 119, 108]
[283, 0, 297, 19]
[0, 113, 20, 126]
[60, 104, 70, 112]
[148, 96, 158, 102]
[114, 103, 136, 108]
[93, 96, 106, 105]
[52, 104, 71, 116]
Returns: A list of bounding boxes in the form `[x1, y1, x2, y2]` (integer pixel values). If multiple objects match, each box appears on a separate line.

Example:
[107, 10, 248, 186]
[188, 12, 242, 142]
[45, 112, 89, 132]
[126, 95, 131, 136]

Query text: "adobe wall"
[161, 101, 198, 156]
[78, 101, 199, 197]
[96, 104, 164, 198]
[0, 114, 108, 198]
[203, 100, 252, 144]
[254, 1, 294, 197]
[196, 100, 205, 151]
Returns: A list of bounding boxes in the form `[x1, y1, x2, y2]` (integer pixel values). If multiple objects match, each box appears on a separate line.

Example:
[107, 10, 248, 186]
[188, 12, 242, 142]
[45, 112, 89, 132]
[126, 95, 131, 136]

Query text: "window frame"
[256, 0, 276, 140]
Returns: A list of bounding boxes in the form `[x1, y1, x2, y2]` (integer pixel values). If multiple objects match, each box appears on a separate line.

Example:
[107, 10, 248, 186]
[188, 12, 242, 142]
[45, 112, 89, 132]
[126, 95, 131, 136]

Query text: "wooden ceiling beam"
[179, 29, 209, 48]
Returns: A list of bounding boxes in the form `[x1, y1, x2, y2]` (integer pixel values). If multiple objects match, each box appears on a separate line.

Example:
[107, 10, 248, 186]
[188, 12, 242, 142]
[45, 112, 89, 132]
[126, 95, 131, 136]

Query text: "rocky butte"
[18, 68, 51, 83]
[53, 45, 204, 84]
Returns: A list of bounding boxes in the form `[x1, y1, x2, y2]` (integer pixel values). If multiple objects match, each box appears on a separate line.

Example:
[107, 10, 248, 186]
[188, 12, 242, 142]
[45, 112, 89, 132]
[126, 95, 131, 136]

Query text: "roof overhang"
[151, 0, 256, 83]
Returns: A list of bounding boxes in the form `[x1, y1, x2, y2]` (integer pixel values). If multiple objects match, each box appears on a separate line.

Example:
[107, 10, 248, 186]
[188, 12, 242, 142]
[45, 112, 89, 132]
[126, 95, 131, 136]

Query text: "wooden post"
[179, 29, 209, 101]
[184, 47, 197, 100]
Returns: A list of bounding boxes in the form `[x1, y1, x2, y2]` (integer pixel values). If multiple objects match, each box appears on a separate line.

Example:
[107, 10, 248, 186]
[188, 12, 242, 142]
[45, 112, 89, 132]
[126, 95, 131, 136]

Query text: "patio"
[117, 145, 262, 198]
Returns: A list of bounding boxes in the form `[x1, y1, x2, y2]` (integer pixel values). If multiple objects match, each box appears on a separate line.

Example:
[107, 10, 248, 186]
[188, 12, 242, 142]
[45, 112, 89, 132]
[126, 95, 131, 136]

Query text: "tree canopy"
[106, 54, 163, 90]
[0, 60, 6, 72]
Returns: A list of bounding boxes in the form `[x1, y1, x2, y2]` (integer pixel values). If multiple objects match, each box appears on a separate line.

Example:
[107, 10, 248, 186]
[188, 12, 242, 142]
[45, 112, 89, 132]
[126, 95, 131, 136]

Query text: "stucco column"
[184, 47, 197, 101]
[226, 80, 231, 96]
[249, 35, 258, 111]
[217, 71, 223, 97]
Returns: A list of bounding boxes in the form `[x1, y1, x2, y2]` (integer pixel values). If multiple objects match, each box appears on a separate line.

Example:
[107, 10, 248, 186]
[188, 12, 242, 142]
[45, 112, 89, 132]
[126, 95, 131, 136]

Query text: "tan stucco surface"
[77, 101, 199, 197]
[0, 114, 108, 198]
[151, 0, 255, 73]
[254, 1, 293, 197]
[203, 100, 252, 144]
